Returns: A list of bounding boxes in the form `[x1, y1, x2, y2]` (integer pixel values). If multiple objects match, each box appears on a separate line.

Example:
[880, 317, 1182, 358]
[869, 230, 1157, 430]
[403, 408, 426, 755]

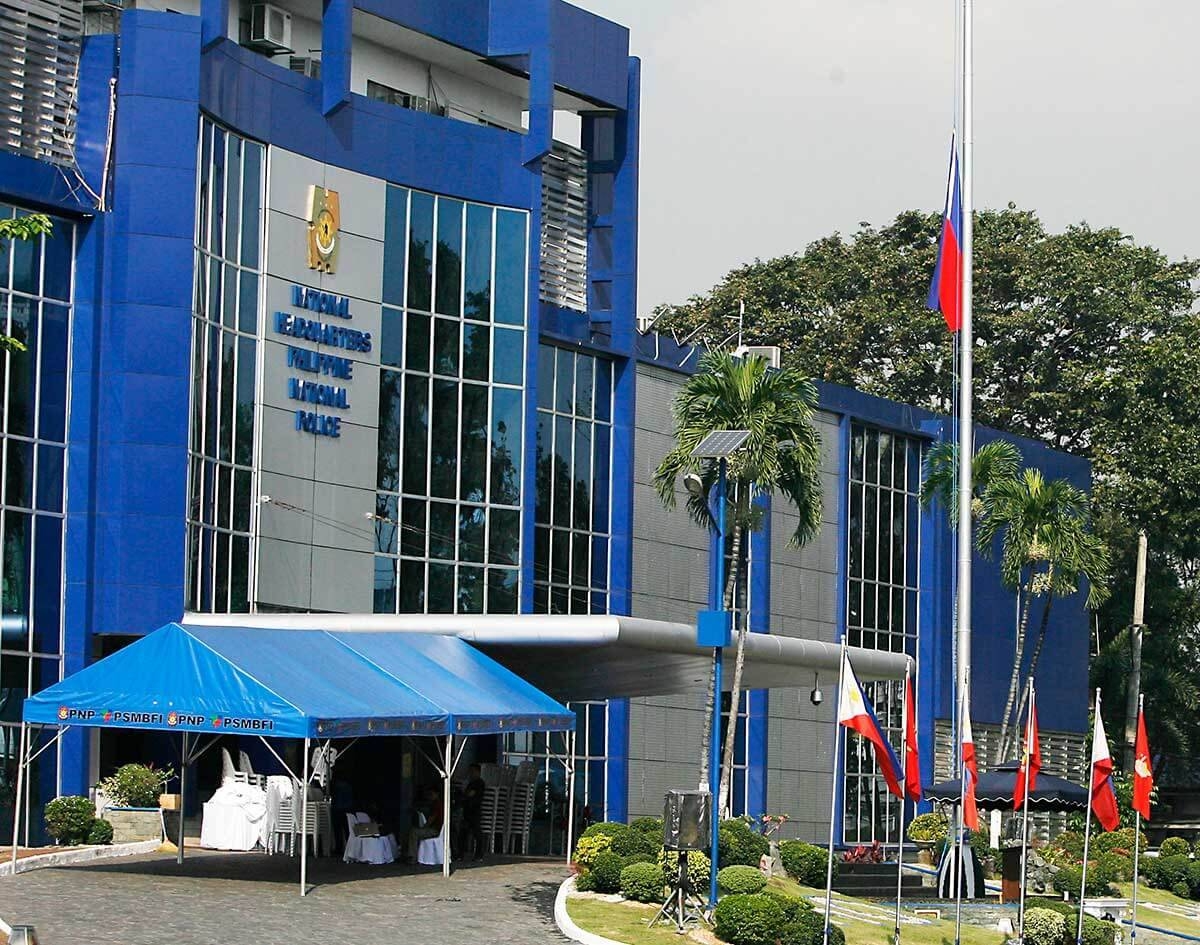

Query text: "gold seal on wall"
[306, 185, 340, 273]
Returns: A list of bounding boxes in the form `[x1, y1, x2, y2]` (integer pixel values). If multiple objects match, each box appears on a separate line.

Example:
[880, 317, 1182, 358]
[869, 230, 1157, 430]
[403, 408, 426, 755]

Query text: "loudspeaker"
[663, 790, 710, 851]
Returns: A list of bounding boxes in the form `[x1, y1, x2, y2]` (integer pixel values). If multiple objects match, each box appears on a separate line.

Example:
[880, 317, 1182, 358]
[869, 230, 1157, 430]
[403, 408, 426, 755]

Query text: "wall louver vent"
[540, 142, 588, 313]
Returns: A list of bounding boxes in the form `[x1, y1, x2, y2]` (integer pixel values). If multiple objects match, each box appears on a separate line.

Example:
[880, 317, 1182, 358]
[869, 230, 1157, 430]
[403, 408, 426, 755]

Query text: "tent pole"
[177, 732, 188, 865]
[10, 722, 27, 866]
[22, 725, 37, 849]
[442, 733, 453, 880]
[300, 736, 310, 897]
[565, 728, 576, 867]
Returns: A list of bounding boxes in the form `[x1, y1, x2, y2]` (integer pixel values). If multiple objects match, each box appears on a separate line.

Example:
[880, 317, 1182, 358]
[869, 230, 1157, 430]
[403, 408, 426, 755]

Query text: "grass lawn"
[566, 897, 706, 945]
[1115, 883, 1200, 937]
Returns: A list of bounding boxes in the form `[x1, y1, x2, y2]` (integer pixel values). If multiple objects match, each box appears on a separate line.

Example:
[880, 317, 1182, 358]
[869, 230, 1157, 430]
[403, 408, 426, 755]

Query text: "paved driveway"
[1, 851, 571, 945]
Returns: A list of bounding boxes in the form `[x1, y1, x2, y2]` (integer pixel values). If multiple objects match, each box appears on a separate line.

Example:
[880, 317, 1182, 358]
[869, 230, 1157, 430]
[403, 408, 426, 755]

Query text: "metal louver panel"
[540, 142, 588, 312]
[0, 0, 82, 165]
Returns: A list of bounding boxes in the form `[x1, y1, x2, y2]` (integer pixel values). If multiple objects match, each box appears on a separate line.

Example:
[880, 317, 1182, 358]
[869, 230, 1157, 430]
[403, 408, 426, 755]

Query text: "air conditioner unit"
[288, 56, 320, 79]
[249, 3, 292, 53]
[735, 345, 782, 369]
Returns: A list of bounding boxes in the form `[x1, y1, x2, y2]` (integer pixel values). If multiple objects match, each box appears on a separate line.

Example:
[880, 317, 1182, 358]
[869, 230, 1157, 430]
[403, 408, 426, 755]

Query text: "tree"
[654, 351, 823, 811]
[0, 213, 52, 352]
[919, 440, 1022, 523]
[656, 206, 1200, 762]
[976, 470, 1110, 761]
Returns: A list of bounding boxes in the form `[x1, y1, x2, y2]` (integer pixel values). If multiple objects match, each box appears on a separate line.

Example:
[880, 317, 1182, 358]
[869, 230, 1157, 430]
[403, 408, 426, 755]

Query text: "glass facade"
[842, 424, 921, 844]
[0, 204, 74, 836]
[373, 186, 528, 615]
[185, 117, 264, 613]
[532, 343, 613, 615]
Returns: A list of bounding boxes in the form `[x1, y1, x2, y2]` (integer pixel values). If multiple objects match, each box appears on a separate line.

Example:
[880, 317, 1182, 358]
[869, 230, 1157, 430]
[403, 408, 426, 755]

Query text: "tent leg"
[10, 722, 27, 866]
[300, 736, 310, 897]
[442, 733, 452, 880]
[177, 732, 188, 865]
[565, 729, 576, 867]
[22, 726, 36, 849]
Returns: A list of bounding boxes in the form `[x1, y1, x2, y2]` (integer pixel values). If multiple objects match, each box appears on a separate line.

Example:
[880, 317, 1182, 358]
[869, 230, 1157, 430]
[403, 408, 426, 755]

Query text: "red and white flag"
[1132, 704, 1153, 821]
[904, 674, 922, 802]
[1090, 710, 1121, 831]
[1013, 702, 1041, 810]
[962, 697, 979, 830]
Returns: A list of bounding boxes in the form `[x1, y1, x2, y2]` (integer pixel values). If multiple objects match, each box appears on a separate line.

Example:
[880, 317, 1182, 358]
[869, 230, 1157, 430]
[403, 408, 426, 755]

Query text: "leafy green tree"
[657, 206, 1198, 763]
[0, 214, 53, 352]
[655, 351, 823, 810]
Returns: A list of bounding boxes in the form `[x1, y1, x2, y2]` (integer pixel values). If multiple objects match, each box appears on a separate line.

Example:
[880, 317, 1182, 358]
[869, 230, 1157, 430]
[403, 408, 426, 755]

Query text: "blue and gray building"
[0, 0, 1089, 848]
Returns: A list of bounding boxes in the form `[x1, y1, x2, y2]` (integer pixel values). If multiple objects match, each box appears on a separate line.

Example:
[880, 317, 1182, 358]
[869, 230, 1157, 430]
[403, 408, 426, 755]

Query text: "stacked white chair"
[478, 763, 509, 857]
[504, 763, 538, 855]
[236, 750, 267, 789]
[220, 747, 237, 784]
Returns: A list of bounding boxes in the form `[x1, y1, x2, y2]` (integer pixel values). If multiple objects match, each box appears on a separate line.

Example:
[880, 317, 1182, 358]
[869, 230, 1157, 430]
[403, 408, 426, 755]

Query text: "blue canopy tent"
[12, 623, 575, 893]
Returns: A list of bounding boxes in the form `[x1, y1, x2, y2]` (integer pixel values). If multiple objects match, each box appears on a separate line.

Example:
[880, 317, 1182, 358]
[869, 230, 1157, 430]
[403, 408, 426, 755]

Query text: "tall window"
[532, 344, 613, 614]
[0, 204, 74, 839]
[843, 424, 921, 844]
[373, 186, 528, 614]
[185, 116, 264, 613]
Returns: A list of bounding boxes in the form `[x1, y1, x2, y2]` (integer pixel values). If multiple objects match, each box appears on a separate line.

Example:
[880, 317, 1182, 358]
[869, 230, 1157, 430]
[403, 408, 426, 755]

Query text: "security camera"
[810, 687, 824, 707]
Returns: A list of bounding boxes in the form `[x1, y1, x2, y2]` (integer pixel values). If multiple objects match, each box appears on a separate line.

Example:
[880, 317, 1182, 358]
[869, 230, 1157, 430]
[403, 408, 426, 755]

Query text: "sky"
[571, 0, 1200, 313]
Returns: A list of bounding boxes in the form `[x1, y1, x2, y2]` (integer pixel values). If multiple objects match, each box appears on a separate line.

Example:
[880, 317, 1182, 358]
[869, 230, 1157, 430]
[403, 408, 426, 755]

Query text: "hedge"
[712, 893, 786, 945]
[719, 818, 769, 868]
[780, 840, 832, 887]
[620, 862, 666, 903]
[590, 850, 626, 894]
[762, 890, 814, 923]
[1146, 854, 1191, 892]
[778, 910, 844, 945]
[658, 848, 711, 892]
[1025, 909, 1067, 945]
[718, 864, 768, 895]
[1159, 837, 1191, 858]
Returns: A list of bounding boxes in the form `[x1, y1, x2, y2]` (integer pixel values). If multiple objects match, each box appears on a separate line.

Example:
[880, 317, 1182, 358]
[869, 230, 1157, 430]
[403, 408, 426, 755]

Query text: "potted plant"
[98, 763, 174, 842]
[907, 812, 949, 865]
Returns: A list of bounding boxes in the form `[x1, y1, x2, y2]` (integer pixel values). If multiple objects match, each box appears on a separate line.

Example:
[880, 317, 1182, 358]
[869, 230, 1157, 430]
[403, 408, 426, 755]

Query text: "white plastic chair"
[220, 747, 237, 784]
[417, 833, 444, 866]
[343, 812, 397, 865]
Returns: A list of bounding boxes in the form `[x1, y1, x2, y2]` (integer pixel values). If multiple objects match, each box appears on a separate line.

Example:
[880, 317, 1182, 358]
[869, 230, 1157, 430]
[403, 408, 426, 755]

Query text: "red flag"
[904, 675, 922, 802]
[927, 137, 963, 332]
[1013, 703, 1041, 810]
[962, 699, 979, 831]
[1090, 710, 1121, 831]
[838, 655, 905, 800]
[1132, 706, 1153, 821]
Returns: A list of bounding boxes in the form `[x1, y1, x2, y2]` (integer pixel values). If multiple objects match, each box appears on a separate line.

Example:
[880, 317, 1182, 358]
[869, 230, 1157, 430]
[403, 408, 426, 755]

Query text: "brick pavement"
[0, 851, 571, 945]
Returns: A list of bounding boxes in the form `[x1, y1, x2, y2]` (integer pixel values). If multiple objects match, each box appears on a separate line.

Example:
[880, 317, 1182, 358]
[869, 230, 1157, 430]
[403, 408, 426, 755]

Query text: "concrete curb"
[554, 875, 632, 945]
[0, 839, 162, 878]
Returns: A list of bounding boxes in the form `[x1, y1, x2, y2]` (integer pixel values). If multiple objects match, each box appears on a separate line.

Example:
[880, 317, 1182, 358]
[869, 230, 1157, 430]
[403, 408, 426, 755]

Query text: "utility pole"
[1123, 531, 1148, 771]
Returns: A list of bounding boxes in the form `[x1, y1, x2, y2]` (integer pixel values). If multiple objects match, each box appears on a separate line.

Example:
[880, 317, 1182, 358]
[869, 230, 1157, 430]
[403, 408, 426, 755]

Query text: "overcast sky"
[571, 0, 1200, 312]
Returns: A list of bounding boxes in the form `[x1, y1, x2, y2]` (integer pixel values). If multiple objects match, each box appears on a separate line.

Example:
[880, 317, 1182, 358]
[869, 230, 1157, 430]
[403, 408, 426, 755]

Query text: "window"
[0, 203, 74, 845]
[374, 187, 528, 615]
[532, 344, 613, 615]
[842, 425, 922, 844]
[185, 117, 264, 614]
[366, 80, 446, 117]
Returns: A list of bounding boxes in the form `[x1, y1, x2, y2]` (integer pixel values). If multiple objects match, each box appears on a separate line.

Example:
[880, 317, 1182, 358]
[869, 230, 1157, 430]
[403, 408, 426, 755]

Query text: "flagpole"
[1018, 683, 1035, 942]
[954, 682, 968, 945]
[1077, 690, 1101, 945]
[894, 664, 910, 945]
[823, 643, 847, 945]
[1131, 695, 1144, 945]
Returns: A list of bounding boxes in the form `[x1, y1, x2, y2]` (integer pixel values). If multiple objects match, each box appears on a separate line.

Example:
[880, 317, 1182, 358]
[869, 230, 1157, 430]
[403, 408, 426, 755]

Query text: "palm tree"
[977, 470, 1109, 762]
[654, 350, 823, 813]
[918, 440, 1022, 520]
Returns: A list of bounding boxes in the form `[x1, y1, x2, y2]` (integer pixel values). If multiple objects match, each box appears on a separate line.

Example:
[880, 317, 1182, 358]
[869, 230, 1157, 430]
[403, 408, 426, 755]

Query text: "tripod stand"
[649, 850, 708, 933]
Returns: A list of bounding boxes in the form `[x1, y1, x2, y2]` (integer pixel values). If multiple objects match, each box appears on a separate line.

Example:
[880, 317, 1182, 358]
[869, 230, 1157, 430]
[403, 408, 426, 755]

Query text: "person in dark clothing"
[459, 764, 487, 860]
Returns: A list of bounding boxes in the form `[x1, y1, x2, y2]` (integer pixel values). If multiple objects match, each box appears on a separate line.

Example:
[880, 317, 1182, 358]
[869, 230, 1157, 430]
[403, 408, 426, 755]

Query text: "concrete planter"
[105, 808, 162, 843]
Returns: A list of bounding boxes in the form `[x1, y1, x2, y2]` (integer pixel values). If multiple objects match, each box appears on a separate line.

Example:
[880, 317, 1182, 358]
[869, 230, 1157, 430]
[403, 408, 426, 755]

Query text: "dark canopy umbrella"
[924, 761, 1088, 812]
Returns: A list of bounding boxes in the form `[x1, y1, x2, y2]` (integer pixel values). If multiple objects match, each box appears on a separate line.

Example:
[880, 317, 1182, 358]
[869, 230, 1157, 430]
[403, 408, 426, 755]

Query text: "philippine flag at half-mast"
[1090, 710, 1121, 832]
[962, 697, 980, 831]
[1013, 702, 1042, 810]
[839, 654, 904, 800]
[904, 674, 922, 802]
[927, 136, 964, 332]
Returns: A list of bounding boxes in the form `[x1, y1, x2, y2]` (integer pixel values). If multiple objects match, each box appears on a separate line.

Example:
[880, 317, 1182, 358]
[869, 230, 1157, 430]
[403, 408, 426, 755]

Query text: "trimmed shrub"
[1097, 851, 1134, 882]
[611, 828, 659, 858]
[44, 796, 97, 845]
[1029, 900, 1076, 919]
[590, 850, 626, 894]
[1095, 827, 1142, 854]
[1024, 908, 1067, 945]
[762, 890, 813, 923]
[581, 821, 630, 839]
[778, 910, 844, 945]
[780, 840, 832, 887]
[1146, 854, 1191, 892]
[1052, 830, 1086, 859]
[718, 864, 768, 895]
[575, 871, 596, 892]
[712, 893, 785, 945]
[1052, 864, 1113, 898]
[86, 819, 114, 845]
[1160, 837, 1192, 858]
[573, 834, 612, 869]
[99, 763, 173, 808]
[1195, 837, 1200, 859]
[658, 847, 711, 892]
[630, 816, 663, 836]
[1186, 861, 1200, 898]
[1078, 915, 1117, 945]
[720, 818, 770, 868]
[621, 852, 655, 868]
[1172, 881, 1192, 901]
[620, 862, 666, 903]
[907, 812, 949, 845]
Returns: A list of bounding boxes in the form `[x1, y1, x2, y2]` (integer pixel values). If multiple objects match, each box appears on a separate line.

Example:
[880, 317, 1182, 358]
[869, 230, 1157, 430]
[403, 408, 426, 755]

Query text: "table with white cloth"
[200, 780, 268, 851]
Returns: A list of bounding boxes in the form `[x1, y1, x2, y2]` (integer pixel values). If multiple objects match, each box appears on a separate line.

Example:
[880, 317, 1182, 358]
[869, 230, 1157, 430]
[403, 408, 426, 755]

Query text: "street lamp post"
[690, 430, 751, 910]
